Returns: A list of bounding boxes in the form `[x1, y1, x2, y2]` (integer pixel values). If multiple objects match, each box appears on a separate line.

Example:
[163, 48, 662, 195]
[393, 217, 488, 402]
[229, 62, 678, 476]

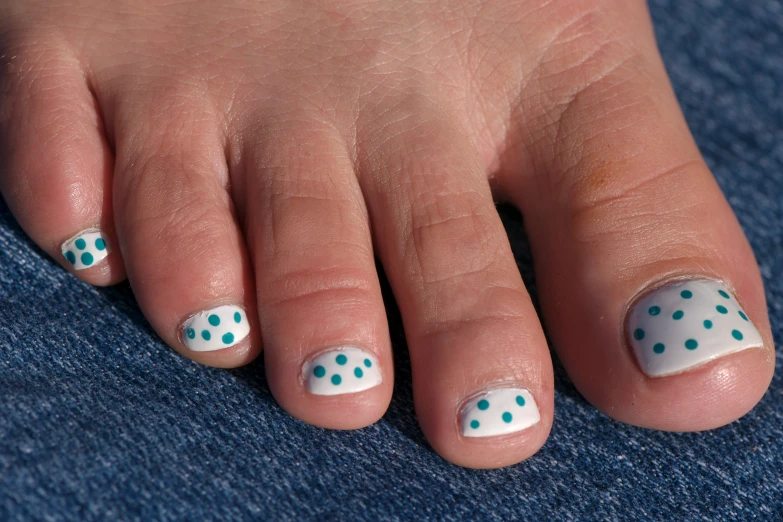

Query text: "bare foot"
[0, 0, 774, 468]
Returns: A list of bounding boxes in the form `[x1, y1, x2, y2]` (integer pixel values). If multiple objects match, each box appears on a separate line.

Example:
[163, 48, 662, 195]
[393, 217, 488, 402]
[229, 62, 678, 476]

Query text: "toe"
[0, 31, 123, 285]
[357, 100, 553, 468]
[239, 117, 392, 429]
[111, 93, 260, 368]
[501, 3, 774, 431]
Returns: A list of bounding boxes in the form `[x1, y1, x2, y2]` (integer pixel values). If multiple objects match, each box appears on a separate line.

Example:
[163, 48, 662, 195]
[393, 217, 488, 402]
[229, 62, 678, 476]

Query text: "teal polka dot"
[653, 343, 665, 354]
[739, 311, 748, 321]
[313, 366, 326, 378]
[186, 328, 195, 339]
[80, 252, 94, 266]
[502, 412, 512, 423]
[516, 395, 525, 407]
[703, 320, 713, 329]
[719, 290, 730, 299]
[685, 339, 698, 350]
[354, 367, 363, 378]
[633, 328, 645, 340]
[716, 305, 728, 314]
[680, 290, 693, 299]
[208, 314, 220, 326]
[201, 330, 211, 341]
[222, 332, 234, 344]
[477, 399, 489, 411]
[363, 358, 372, 368]
[65, 251, 76, 264]
[336, 354, 348, 365]
[95, 238, 106, 251]
[732, 330, 743, 340]
[672, 310, 684, 320]
[648, 306, 661, 316]
[234, 311, 241, 323]
[74, 238, 86, 250]
[470, 420, 480, 429]
[331, 374, 342, 385]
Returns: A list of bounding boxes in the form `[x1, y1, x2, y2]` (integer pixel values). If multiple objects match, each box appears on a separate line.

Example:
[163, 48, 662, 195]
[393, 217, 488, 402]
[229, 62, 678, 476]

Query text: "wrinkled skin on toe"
[0, 0, 774, 469]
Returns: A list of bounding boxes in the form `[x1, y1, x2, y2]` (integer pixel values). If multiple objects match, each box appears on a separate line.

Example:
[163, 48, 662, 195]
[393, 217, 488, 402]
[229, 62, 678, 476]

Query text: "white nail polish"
[303, 347, 382, 396]
[61, 229, 110, 270]
[460, 388, 540, 438]
[627, 279, 763, 377]
[182, 305, 250, 352]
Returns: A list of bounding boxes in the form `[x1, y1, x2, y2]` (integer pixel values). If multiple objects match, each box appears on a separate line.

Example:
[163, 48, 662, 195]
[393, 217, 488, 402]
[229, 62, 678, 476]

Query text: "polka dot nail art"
[460, 388, 540, 438]
[627, 279, 763, 377]
[303, 347, 381, 396]
[182, 305, 250, 352]
[61, 229, 110, 270]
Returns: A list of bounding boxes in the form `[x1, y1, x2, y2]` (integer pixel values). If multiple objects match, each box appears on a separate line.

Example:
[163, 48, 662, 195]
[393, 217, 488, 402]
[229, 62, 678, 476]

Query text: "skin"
[0, 0, 774, 469]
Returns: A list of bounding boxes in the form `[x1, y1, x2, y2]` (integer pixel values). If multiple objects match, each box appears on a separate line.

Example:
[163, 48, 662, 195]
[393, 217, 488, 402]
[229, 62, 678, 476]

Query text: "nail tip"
[640, 340, 765, 378]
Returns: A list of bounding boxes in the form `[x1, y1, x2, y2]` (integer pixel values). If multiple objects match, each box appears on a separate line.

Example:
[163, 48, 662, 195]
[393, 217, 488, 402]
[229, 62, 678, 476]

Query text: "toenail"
[302, 347, 381, 396]
[460, 388, 540, 438]
[627, 279, 763, 377]
[61, 229, 110, 271]
[181, 305, 250, 352]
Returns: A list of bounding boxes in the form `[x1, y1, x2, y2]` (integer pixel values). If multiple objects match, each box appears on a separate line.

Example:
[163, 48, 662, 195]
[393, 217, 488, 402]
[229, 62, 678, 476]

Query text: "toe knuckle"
[562, 160, 727, 275]
[408, 187, 504, 282]
[266, 261, 377, 311]
[419, 281, 529, 338]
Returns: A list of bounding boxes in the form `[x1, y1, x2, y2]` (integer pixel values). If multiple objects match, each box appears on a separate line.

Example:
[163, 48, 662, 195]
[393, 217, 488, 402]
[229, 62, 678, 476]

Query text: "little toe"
[0, 31, 123, 284]
[358, 101, 553, 468]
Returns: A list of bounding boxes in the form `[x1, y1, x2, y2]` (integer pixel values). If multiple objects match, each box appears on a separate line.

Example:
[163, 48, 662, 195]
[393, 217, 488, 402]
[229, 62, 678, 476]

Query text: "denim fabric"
[1, 0, 781, 520]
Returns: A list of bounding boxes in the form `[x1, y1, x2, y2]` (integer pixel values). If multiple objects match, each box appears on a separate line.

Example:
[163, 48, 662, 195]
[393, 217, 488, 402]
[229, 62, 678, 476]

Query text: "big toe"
[502, 4, 774, 431]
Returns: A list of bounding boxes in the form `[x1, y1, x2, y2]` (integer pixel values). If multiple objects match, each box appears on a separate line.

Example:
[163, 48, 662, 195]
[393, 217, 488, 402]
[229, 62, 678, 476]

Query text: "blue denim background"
[1, 0, 781, 520]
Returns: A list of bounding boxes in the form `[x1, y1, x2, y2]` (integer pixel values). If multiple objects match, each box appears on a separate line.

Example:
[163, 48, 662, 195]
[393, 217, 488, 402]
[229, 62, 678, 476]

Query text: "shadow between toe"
[376, 262, 433, 448]
[497, 204, 585, 404]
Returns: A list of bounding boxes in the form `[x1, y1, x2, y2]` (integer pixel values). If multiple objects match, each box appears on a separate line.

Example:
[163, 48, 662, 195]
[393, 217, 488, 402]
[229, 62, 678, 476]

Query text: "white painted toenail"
[303, 347, 382, 396]
[61, 229, 110, 270]
[627, 279, 763, 377]
[182, 305, 250, 352]
[460, 388, 540, 438]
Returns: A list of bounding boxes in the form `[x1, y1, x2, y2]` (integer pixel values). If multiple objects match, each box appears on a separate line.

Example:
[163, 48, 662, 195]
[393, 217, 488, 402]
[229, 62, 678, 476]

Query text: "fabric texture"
[1, 0, 781, 519]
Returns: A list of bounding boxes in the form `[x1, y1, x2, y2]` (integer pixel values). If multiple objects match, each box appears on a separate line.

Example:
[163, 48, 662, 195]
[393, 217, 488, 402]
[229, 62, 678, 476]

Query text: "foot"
[0, 0, 774, 468]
